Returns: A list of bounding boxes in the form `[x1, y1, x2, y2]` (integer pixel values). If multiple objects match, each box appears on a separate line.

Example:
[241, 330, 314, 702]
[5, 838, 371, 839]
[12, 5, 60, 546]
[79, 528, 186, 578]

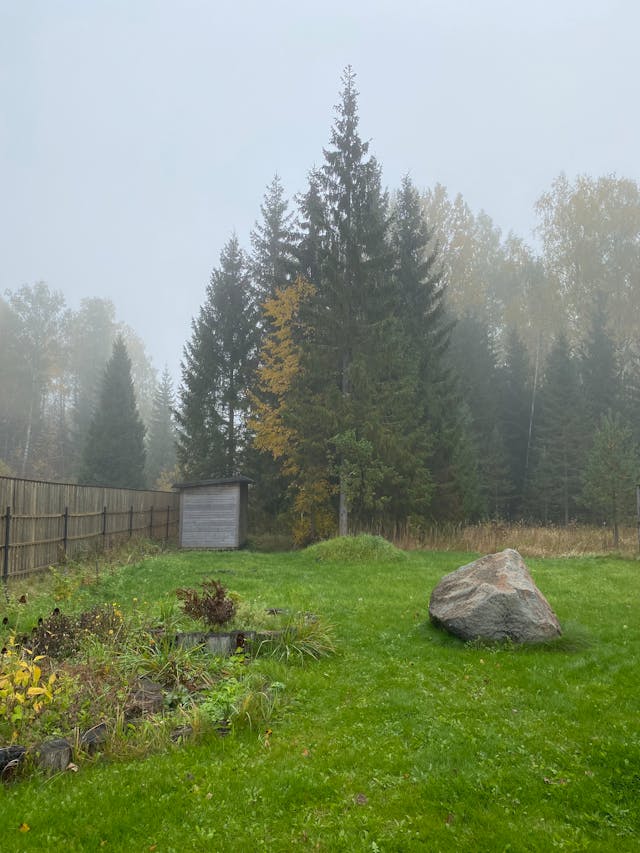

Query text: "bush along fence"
[0, 476, 180, 582]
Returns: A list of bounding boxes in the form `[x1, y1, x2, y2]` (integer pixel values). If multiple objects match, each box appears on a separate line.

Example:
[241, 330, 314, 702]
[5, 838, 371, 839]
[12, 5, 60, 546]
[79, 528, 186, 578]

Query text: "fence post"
[62, 506, 69, 556]
[2, 506, 11, 592]
[102, 505, 107, 548]
[149, 505, 154, 538]
[129, 506, 134, 538]
[166, 504, 170, 541]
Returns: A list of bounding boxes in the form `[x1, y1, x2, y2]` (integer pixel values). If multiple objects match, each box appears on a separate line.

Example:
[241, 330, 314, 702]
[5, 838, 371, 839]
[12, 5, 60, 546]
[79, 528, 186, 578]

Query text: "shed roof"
[173, 475, 254, 490]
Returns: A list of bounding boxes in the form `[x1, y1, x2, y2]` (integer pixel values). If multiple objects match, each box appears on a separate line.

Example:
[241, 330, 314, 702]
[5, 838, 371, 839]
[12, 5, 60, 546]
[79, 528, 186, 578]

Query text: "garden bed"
[0, 578, 333, 782]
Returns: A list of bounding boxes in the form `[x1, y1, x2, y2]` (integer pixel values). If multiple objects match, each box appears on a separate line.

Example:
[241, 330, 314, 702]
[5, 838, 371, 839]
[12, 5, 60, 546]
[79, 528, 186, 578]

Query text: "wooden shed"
[173, 476, 253, 550]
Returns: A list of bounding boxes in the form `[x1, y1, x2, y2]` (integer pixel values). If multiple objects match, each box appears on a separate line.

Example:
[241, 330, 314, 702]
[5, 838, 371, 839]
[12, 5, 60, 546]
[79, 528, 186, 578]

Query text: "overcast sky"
[1, 0, 638, 381]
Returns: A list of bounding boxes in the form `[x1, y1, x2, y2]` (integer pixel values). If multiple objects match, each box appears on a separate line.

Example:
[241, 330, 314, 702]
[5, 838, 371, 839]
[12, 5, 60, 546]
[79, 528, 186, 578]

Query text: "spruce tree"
[145, 367, 177, 487]
[247, 175, 298, 522]
[295, 168, 326, 287]
[176, 235, 258, 479]
[311, 67, 394, 534]
[581, 411, 639, 547]
[447, 313, 507, 517]
[80, 335, 146, 488]
[69, 297, 116, 477]
[580, 293, 620, 423]
[385, 175, 453, 522]
[250, 174, 297, 303]
[621, 342, 640, 449]
[527, 333, 586, 523]
[253, 71, 459, 536]
[499, 328, 532, 517]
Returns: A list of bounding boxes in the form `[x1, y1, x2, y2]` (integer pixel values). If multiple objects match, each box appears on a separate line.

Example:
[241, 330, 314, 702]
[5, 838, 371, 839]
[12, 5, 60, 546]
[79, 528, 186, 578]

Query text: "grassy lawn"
[1, 544, 639, 852]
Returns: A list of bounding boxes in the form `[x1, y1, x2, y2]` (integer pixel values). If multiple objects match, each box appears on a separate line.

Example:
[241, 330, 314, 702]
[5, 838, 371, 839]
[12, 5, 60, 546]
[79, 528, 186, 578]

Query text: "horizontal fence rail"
[0, 476, 180, 581]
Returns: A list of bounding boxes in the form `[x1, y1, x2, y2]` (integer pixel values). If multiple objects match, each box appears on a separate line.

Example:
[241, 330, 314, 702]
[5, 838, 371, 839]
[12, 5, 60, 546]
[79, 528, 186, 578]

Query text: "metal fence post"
[2, 506, 11, 590]
[102, 505, 107, 548]
[129, 506, 134, 538]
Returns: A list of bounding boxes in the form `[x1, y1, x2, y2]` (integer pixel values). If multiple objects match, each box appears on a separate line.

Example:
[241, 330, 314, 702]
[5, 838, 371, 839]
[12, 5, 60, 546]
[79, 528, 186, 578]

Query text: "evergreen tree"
[68, 297, 117, 477]
[250, 174, 296, 303]
[448, 313, 506, 516]
[430, 400, 484, 522]
[391, 176, 449, 374]
[176, 235, 258, 479]
[80, 335, 146, 488]
[310, 66, 394, 534]
[247, 175, 298, 522]
[499, 328, 532, 517]
[483, 424, 513, 519]
[145, 367, 177, 487]
[386, 175, 454, 522]
[580, 293, 620, 422]
[621, 341, 640, 449]
[251, 72, 459, 537]
[527, 333, 586, 523]
[294, 168, 326, 287]
[581, 411, 639, 547]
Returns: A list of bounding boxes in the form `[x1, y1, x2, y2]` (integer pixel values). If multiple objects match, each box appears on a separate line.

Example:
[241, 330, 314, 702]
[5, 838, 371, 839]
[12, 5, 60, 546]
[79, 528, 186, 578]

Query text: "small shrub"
[0, 637, 62, 739]
[29, 605, 125, 660]
[176, 580, 236, 629]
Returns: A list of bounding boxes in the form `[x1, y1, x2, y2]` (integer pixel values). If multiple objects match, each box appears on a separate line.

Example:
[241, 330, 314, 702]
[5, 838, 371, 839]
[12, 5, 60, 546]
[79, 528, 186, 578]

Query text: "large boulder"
[429, 548, 561, 643]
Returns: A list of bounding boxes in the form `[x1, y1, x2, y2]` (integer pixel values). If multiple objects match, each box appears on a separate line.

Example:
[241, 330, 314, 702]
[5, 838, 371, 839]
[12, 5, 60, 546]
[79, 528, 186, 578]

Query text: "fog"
[1, 0, 638, 378]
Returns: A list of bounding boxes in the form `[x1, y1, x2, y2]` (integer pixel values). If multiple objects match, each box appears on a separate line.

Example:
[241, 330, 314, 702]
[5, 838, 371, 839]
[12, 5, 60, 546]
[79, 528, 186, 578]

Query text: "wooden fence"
[0, 476, 180, 581]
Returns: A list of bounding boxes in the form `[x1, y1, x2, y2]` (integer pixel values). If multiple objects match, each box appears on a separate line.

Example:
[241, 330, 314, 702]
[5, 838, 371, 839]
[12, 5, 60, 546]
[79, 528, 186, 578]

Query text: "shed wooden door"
[181, 486, 238, 548]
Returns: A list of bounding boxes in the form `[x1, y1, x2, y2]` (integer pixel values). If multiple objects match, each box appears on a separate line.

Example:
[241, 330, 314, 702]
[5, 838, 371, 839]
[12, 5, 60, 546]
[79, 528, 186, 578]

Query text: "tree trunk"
[524, 334, 541, 488]
[339, 350, 351, 537]
[338, 483, 348, 537]
[20, 390, 35, 478]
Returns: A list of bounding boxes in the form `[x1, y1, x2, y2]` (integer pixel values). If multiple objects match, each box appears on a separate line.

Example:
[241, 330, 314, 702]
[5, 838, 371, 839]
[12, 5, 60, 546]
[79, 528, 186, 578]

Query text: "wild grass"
[1, 545, 639, 851]
[305, 533, 407, 563]
[369, 520, 640, 557]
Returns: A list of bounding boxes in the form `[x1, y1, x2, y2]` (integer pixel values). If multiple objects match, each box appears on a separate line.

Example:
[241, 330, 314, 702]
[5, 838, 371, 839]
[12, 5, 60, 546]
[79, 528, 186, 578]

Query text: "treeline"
[0, 290, 177, 489]
[175, 69, 640, 544]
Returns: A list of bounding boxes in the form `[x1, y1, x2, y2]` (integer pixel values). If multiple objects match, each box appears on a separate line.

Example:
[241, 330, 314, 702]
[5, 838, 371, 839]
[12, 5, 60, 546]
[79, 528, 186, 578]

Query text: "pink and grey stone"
[429, 548, 562, 643]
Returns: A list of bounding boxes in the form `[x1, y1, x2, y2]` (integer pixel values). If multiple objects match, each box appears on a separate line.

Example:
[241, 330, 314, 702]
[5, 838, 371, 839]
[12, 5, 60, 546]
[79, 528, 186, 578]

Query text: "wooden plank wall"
[0, 476, 180, 579]
[180, 484, 239, 549]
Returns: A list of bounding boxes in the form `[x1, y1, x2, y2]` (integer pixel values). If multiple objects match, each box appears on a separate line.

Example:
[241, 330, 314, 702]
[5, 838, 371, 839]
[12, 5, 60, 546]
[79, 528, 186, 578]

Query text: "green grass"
[1, 545, 639, 851]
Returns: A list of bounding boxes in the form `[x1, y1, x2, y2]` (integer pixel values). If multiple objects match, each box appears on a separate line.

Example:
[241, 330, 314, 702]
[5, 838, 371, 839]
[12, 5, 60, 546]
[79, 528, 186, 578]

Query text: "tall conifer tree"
[311, 67, 393, 534]
[80, 335, 146, 488]
[146, 367, 177, 487]
[528, 333, 586, 523]
[581, 411, 639, 546]
[499, 328, 532, 517]
[176, 235, 258, 479]
[580, 293, 620, 422]
[251, 174, 296, 303]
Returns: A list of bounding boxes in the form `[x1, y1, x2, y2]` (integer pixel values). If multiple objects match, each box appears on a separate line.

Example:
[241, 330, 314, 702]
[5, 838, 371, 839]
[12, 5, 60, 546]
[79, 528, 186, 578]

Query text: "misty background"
[2, 0, 638, 376]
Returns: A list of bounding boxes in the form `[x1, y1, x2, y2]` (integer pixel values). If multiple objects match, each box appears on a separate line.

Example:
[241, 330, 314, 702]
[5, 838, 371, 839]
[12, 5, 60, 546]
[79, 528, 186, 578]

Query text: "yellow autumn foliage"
[249, 277, 336, 545]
